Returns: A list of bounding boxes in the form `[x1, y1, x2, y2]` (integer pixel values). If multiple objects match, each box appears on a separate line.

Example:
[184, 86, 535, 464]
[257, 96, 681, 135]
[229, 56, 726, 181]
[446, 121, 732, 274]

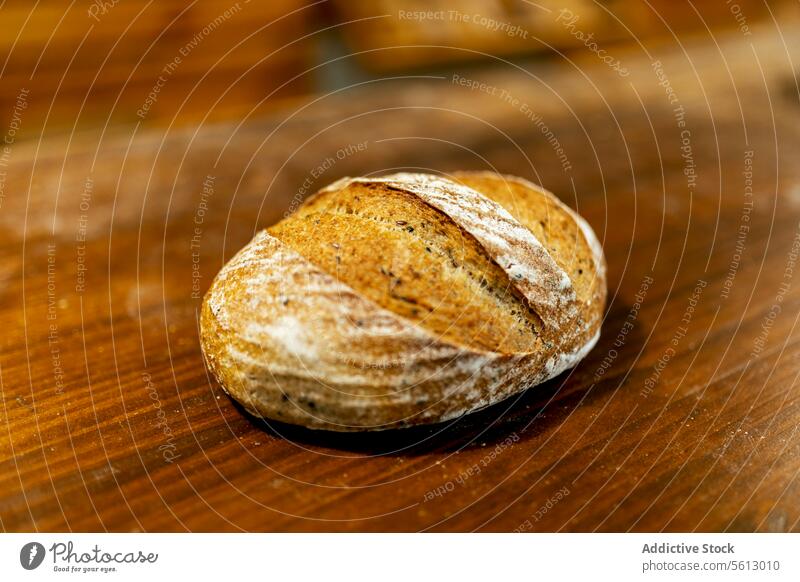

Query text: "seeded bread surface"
[200, 172, 606, 431]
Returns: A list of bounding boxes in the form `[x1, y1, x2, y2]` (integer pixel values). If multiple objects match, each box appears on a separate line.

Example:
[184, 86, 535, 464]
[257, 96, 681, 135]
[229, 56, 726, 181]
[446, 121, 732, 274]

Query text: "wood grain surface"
[0, 0, 313, 133]
[2, 22, 800, 532]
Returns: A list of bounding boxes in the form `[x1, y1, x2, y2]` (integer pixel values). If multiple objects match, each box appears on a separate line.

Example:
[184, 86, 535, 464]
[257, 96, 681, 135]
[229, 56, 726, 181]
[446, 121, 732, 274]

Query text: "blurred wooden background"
[333, 0, 775, 71]
[0, 0, 794, 137]
[0, 0, 313, 132]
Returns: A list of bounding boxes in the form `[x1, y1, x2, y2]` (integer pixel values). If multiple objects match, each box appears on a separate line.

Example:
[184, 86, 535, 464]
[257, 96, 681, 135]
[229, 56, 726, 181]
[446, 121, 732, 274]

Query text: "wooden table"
[2, 23, 800, 532]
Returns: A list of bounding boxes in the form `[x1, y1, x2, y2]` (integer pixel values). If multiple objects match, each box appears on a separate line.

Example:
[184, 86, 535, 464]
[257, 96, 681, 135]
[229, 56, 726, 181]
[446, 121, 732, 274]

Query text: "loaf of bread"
[200, 172, 606, 431]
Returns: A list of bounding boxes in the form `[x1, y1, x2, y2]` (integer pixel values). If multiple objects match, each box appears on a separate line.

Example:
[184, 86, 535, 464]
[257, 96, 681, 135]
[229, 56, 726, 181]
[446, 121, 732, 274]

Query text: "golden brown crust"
[451, 171, 607, 356]
[200, 172, 606, 431]
[268, 182, 542, 354]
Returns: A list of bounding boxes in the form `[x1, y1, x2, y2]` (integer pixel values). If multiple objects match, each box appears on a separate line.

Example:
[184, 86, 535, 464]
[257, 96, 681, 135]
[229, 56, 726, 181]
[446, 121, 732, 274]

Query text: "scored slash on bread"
[200, 172, 606, 431]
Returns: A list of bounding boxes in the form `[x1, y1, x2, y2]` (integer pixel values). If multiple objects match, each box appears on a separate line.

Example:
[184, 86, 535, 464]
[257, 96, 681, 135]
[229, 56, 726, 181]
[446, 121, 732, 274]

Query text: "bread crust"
[200, 172, 605, 430]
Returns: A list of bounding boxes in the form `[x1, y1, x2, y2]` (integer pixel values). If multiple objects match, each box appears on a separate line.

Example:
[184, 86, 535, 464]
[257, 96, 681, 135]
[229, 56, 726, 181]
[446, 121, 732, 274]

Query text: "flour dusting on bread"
[200, 172, 606, 431]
